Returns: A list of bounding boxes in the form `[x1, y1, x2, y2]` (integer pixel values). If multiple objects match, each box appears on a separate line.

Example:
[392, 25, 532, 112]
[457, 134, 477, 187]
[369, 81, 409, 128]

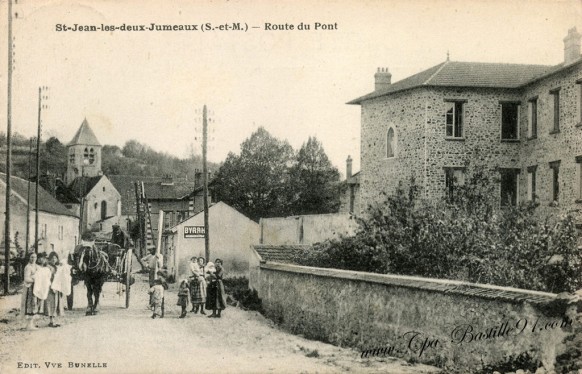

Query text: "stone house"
[0, 173, 79, 260]
[348, 28, 582, 222]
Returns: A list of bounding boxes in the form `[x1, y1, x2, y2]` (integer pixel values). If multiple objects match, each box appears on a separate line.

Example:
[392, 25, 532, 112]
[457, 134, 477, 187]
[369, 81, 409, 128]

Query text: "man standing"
[141, 248, 162, 287]
[111, 224, 132, 249]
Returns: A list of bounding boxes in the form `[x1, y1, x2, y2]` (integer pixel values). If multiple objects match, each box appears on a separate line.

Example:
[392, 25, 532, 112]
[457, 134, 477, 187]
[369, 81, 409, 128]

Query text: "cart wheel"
[125, 248, 132, 308]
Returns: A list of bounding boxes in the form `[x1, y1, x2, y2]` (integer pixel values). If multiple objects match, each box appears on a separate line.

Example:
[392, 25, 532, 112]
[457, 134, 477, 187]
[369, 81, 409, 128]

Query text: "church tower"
[66, 119, 102, 184]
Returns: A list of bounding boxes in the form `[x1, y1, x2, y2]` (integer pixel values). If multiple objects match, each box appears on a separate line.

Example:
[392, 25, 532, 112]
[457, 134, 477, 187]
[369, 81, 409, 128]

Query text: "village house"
[348, 28, 582, 223]
[0, 173, 79, 260]
[166, 201, 259, 278]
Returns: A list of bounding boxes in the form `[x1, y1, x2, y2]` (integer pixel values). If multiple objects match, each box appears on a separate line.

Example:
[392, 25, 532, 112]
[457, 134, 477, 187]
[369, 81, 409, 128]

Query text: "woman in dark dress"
[205, 259, 226, 318]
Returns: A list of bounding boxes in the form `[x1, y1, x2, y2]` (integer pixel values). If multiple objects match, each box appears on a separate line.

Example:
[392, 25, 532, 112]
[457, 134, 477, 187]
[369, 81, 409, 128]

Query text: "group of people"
[176, 257, 226, 319]
[20, 250, 72, 330]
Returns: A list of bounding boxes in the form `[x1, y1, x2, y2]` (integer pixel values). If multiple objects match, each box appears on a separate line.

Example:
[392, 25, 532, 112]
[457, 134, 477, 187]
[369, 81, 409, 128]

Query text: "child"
[33, 253, 52, 325]
[189, 257, 206, 314]
[149, 278, 164, 319]
[176, 278, 190, 318]
[45, 252, 65, 327]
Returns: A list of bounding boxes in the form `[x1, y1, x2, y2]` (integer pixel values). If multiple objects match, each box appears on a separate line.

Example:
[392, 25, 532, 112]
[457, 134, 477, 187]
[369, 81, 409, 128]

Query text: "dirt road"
[0, 274, 441, 374]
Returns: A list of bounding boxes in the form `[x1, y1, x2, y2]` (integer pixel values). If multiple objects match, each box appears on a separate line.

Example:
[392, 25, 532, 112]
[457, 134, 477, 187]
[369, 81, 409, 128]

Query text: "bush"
[223, 277, 263, 312]
[294, 167, 581, 293]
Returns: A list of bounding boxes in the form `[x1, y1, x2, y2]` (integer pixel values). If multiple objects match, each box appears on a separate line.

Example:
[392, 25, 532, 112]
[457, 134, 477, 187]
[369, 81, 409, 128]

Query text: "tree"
[40, 136, 67, 178]
[288, 137, 340, 215]
[213, 127, 294, 221]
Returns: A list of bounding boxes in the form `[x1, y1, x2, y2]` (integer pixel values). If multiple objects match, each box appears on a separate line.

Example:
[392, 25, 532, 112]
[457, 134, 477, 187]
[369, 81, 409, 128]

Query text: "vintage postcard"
[0, 0, 581, 373]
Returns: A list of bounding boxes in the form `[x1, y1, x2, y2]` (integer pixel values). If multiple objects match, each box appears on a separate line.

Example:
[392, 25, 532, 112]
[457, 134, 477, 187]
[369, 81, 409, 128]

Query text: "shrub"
[294, 166, 581, 293]
[223, 277, 263, 312]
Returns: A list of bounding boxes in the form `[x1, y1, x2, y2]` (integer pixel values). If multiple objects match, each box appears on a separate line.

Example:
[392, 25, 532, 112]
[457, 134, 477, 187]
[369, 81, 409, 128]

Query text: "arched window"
[386, 127, 396, 158]
[89, 148, 95, 164]
[69, 151, 75, 165]
[101, 200, 107, 221]
[83, 148, 89, 163]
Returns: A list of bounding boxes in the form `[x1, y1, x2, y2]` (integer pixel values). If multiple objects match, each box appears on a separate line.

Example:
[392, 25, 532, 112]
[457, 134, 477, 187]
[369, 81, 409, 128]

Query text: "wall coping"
[260, 262, 558, 304]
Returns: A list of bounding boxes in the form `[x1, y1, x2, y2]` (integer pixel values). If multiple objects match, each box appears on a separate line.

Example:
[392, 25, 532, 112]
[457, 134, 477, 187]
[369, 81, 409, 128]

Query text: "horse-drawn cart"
[69, 240, 134, 314]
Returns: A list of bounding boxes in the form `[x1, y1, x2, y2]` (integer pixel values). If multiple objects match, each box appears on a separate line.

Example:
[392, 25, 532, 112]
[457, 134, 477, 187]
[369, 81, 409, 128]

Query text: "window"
[500, 169, 520, 206]
[386, 127, 396, 158]
[89, 148, 95, 164]
[84, 148, 89, 163]
[527, 98, 538, 138]
[101, 200, 107, 221]
[549, 161, 561, 203]
[527, 166, 537, 202]
[501, 102, 520, 140]
[445, 100, 465, 138]
[444, 167, 465, 201]
[577, 79, 582, 125]
[69, 152, 75, 165]
[576, 156, 582, 201]
[550, 88, 560, 133]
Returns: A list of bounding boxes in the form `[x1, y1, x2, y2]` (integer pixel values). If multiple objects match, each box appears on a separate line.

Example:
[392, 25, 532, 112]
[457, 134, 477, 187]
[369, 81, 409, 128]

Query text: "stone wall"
[260, 213, 358, 245]
[250, 262, 578, 371]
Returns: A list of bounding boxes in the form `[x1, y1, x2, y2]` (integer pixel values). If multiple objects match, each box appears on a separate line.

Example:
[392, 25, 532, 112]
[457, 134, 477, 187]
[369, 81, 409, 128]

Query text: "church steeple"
[66, 119, 102, 184]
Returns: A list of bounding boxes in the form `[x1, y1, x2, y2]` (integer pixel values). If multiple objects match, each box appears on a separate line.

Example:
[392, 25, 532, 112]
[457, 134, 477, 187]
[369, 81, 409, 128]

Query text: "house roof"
[253, 244, 309, 264]
[68, 119, 101, 146]
[348, 60, 563, 104]
[68, 175, 104, 198]
[347, 171, 360, 185]
[0, 173, 79, 218]
[108, 175, 196, 215]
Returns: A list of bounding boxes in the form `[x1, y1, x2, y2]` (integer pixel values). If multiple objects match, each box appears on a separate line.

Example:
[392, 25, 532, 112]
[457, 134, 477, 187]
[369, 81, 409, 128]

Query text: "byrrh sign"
[184, 226, 205, 238]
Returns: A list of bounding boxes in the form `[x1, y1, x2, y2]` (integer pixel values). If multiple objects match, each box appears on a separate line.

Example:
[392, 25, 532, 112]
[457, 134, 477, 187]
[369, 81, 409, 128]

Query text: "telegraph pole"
[34, 88, 41, 252]
[202, 105, 210, 262]
[25, 138, 33, 254]
[4, 0, 14, 293]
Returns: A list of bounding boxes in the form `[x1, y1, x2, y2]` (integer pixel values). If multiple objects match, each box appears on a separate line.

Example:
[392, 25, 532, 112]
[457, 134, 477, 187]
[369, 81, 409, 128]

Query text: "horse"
[72, 243, 112, 316]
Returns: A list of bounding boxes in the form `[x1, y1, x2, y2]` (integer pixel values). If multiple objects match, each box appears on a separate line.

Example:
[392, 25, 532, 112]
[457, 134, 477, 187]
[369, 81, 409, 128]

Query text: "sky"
[0, 0, 580, 177]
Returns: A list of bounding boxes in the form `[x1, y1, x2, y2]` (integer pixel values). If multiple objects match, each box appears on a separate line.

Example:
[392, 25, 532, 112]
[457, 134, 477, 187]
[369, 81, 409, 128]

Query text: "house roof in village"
[347, 171, 360, 185]
[253, 244, 309, 264]
[0, 173, 78, 218]
[108, 175, 195, 201]
[68, 118, 101, 146]
[347, 60, 571, 104]
[68, 175, 104, 198]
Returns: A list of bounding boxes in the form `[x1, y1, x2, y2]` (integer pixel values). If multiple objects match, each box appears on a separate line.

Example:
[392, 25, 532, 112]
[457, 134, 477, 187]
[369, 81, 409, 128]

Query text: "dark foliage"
[222, 277, 263, 313]
[294, 166, 581, 293]
[213, 128, 340, 221]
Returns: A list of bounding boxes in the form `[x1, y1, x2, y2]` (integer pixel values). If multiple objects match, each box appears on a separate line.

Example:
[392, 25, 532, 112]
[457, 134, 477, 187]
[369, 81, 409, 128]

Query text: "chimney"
[374, 67, 391, 91]
[194, 169, 202, 187]
[346, 155, 353, 179]
[564, 27, 581, 64]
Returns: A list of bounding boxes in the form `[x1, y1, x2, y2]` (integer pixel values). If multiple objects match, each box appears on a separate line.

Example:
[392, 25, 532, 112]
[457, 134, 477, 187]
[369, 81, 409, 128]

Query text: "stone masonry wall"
[359, 89, 427, 214]
[519, 62, 582, 221]
[358, 63, 582, 222]
[252, 262, 578, 372]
